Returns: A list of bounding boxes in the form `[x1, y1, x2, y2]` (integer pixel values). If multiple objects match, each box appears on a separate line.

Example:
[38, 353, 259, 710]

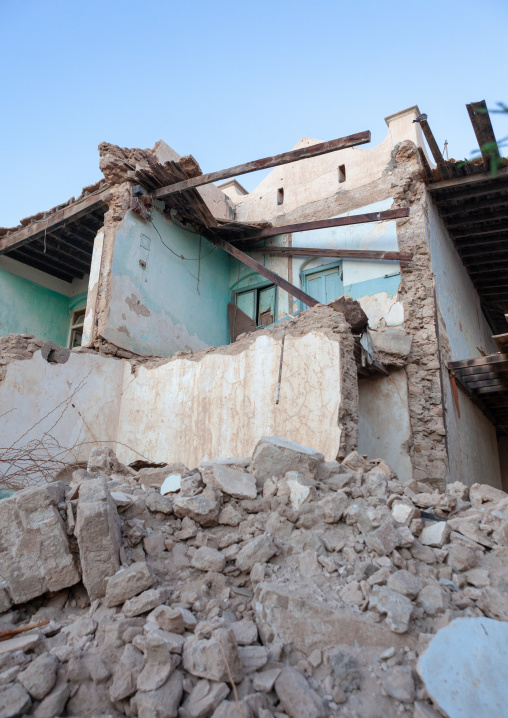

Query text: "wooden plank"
[249, 246, 412, 261]
[419, 119, 444, 164]
[151, 131, 371, 199]
[209, 236, 319, 308]
[466, 100, 500, 168]
[0, 189, 110, 255]
[429, 167, 508, 192]
[445, 210, 508, 228]
[451, 225, 508, 239]
[466, 378, 508, 390]
[458, 364, 508, 377]
[440, 194, 508, 217]
[418, 147, 434, 181]
[233, 208, 409, 243]
[449, 353, 508, 370]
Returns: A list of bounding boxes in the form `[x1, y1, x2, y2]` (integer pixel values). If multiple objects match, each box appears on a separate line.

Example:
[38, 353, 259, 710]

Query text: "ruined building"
[1, 103, 508, 718]
[1, 101, 507, 491]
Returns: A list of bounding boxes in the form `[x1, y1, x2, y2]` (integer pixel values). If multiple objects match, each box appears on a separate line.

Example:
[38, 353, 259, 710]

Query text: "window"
[338, 165, 346, 184]
[236, 285, 276, 326]
[303, 263, 343, 305]
[69, 308, 86, 348]
[277, 187, 284, 205]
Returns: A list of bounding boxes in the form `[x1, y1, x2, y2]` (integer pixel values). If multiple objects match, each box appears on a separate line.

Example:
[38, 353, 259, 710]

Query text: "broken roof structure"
[1, 100, 507, 493]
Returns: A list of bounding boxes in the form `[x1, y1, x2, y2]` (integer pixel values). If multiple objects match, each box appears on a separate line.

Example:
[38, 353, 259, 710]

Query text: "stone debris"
[1, 442, 508, 716]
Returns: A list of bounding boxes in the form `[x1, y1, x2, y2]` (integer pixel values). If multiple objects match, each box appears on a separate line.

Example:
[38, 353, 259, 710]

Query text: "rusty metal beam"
[151, 131, 371, 199]
[209, 236, 319, 308]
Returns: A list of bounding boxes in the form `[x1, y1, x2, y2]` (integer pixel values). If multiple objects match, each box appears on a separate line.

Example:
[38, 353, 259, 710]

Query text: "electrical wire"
[147, 218, 217, 262]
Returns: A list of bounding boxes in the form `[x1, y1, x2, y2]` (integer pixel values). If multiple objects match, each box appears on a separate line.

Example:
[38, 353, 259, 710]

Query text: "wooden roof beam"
[209, 236, 319, 308]
[440, 195, 508, 217]
[249, 246, 412, 261]
[231, 208, 409, 244]
[151, 131, 371, 199]
[466, 100, 500, 169]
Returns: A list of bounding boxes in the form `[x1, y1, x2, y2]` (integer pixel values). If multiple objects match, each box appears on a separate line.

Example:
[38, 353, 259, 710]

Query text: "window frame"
[68, 307, 86, 349]
[234, 282, 278, 327]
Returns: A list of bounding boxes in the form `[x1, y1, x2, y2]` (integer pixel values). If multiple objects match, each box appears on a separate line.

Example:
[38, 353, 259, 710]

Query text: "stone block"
[212, 465, 257, 500]
[75, 477, 121, 600]
[0, 485, 80, 604]
[105, 562, 155, 607]
[275, 667, 328, 718]
[251, 436, 324, 487]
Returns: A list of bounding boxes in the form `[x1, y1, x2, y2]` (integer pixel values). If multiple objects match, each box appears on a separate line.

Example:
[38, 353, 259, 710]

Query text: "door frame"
[299, 260, 343, 311]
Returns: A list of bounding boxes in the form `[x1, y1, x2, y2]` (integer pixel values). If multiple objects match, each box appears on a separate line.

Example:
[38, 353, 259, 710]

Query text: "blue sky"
[1, 0, 506, 227]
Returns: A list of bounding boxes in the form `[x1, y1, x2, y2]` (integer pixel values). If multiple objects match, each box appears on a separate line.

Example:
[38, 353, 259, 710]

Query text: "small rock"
[368, 587, 413, 633]
[0, 683, 32, 718]
[230, 619, 258, 646]
[218, 505, 243, 526]
[33, 683, 70, 718]
[365, 523, 401, 555]
[238, 645, 269, 673]
[213, 465, 257, 500]
[420, 521, 450, 548]
[134, 669, 184, 718]
[236, 535, 276, 572]
[174, 494, 220, 527]
[123, 587, 169, 617]
[464, 568, 490, 587]
[148, 605, 185, 634]
[274, 666, 328, 718]
[17, 654, 58, 700]
[105, 562, 155, 607]
[382, 665, 415, 703]
[183, 628, 242, 683]
[387, 570, 423, 599]
[192, 547, 226, 572]
[446, 544, 477, 573]
[252, 668, 282, 692]
[181, 679, 230, 718]
[417, 585, 447, 616]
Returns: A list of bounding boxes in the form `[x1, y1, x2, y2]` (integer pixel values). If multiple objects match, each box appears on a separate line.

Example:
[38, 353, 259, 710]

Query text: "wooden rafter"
[249, 246, 412, 261]
[466, 100, 500, 169]
[231, 208, 409, 244]
[0, 189, 110, 255]
[151, 132, 371, 199]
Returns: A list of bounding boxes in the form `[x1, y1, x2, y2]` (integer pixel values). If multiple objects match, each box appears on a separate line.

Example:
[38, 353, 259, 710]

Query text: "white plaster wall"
[116, 332, 348, 468]
[426, 194, 501, 488]
[231, 107, 424, 223]
[358, 369, 413, 484]
[1, 329, 354, 484]
[0, 351, 123, 485]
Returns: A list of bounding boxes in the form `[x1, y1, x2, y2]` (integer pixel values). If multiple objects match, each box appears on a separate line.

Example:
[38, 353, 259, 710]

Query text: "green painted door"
[304, 265, 342, 304]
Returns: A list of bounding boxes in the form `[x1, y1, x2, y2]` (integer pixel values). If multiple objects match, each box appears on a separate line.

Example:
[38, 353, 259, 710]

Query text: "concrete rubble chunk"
[148, 605, 185, 634]
[134, 669, 184, 718]
[105, 561, 155, 606]
[419, 521, 450, 548]
[255, 582, 413, 651]
[75, 476, 121, 600]
[181, 679, 230, 718]
[236, 534, 276, 572]
[174, 494, 220, 527]
[469, 482, 506, 506]
[365, 522, 401, 555]
[212, 464, 257, 499]
[252, 667, 281, 692]
[230, 619, 258, 645]
[0, 485, 80, 604]
[251, 436, 324, 487]
[17, 654, 58, 700]
[87, 446, 124, 474]
[109, 643, 144, 701]
[382, 665, 415, 703]
[192, 546, 226, 572]
[417, 585, 446, 616]
[123, 587, 170, 617]
[33, 683, 71, 718]
[237, 645, 269, 673]
[387, 569, 423, 599]
[0, 682, 32, 718]
[418, 617, 508, 718]
[275, 666, 329, 718]
[183, 628, 242, 683]
[368, 586, 413, 633]
[161, 474, 182, 495]
[446, 544, 477, 572]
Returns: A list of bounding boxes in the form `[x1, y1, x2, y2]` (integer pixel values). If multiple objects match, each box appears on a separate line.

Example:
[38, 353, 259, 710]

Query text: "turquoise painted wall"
[103, 205, 231, 356]
[0, 266, 71, 345]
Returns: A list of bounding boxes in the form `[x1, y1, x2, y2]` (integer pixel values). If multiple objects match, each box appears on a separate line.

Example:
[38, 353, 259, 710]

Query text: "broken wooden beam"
[251, 246, 412, 261]
[233, 208, 409, 243]
[419, 119, 445, 165]
[0, 189, 111, 255]
[466, 100, 500, 169]
[209, 236, 319, 308]
[151, 131, 371, 199]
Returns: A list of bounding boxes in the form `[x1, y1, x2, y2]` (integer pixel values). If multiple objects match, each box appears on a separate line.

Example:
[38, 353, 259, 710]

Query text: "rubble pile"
[1, 438, 508, 717]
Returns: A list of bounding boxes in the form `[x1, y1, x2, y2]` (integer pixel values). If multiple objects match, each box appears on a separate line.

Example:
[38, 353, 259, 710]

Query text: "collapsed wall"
[0, 306, 358, 487]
